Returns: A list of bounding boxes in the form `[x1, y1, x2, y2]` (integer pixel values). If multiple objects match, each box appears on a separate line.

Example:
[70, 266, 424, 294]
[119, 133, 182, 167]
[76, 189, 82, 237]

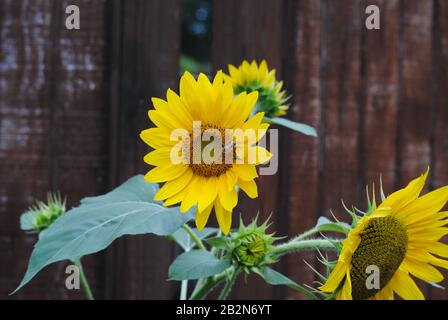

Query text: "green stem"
[189, 271, 227, 300]
[218, 268, 238, 300]
[180, 280, 188, 300]
[272, 239, 339, 257]
[73, 260, 94, 300]
[182, 224, 206, 250]
[290, 227, 323, 241]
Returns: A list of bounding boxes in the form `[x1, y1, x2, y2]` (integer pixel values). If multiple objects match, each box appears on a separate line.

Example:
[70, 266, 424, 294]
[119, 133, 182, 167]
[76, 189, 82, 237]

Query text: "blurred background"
[1, 0, 447, 299]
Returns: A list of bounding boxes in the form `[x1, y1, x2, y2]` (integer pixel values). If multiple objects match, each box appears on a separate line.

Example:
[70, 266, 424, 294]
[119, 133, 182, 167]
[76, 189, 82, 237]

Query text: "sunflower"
[140, 71, 272, 235]
[225, 60, 289, 118]
[320, 169, 448, 300]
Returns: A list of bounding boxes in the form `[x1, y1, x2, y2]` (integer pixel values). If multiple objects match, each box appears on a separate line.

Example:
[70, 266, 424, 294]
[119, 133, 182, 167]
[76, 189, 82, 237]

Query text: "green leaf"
[13, 175, 193, 294]
[267, 117, 317, 136]
[169, 227, 218, 251]
[168, 250, 231, 281]
[81, 176, 160, 205]
[315, 216, 350, 235]
[20, 211, 36, 231]
[259, 267, 318, 300]
[205, 236, 231, 249]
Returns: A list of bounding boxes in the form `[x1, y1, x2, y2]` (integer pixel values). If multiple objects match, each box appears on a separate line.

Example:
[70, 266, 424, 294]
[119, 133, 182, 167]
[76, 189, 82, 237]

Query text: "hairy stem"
[217, 268, 238, 300]
[189, 271, 228, 300]
[272, 239, 339, 257]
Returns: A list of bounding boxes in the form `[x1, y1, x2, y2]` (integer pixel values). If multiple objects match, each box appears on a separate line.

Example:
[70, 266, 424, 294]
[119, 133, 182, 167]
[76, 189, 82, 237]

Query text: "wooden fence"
[1, 0, 447, 299]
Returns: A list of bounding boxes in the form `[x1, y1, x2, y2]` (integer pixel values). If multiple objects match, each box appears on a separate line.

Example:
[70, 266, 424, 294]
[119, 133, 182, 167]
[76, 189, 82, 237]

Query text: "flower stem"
[182, 224, 206, 250]
[189, 271, 228, 300]
[180, 280, 188, 300]
[218, 268, 238, 300]
[73, 260, 94, 300]
[272, 239, 339, 257]
[291, 227, 322, 241]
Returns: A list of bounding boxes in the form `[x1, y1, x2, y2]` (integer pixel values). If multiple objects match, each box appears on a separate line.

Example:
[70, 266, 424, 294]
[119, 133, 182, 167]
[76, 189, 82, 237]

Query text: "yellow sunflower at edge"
[140, 71, 272, 235]
[321, 169, 448, 300]
[225, 60, 288, 118]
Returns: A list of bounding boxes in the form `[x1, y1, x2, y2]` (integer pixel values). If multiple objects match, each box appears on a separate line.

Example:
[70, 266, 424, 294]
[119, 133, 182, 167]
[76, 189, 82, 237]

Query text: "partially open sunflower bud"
[225, 60, 289, 118]
[228, 216, 280, 273]
[20, 192, 66, 233]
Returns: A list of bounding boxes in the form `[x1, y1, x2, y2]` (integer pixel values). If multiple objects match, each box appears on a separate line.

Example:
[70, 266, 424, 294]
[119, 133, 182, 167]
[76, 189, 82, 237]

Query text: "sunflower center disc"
[350, 216, 408, 300]
[187, 125, 235, 178]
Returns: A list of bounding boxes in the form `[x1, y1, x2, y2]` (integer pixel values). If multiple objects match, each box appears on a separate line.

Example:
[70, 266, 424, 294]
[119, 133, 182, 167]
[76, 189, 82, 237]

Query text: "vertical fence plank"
[283, 0, 322, 299]
[213, 0, 286, 300]
[321, 0, 361, 225]
[0, 0, 55, 299]
[430, 0, 448, 300]
[398, 0, 434, 297]
[104, 0, 181, 299]
[397, 0, 433, 184]
[54, 0, 108, 298]
[361, 0, 399, 200]
[0, 0, 108, 299]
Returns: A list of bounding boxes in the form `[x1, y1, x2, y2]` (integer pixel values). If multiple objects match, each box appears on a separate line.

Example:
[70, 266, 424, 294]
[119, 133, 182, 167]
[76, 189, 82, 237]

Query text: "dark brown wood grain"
[398, 0, 434, 298]
[213, 0, 285, 300]
[103, 0, 181, 300]
[429, 0, 448, 300]
[282, 0, 322, 300]
[321, 0, 361, 225]
[398, 0, 433, 185]
[0, 0, 107, 299]
[1, 0, 448, 300]
[362, 0, 399, 200]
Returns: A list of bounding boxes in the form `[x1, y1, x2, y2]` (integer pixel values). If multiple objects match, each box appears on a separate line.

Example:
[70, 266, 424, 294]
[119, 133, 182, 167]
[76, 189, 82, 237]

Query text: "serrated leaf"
[169, 227, 218, 251]
[267, 117, 317, 137]
[13, 175, 193, 294]
[168, 250, 230, 281]
[259, 267, 318, 300]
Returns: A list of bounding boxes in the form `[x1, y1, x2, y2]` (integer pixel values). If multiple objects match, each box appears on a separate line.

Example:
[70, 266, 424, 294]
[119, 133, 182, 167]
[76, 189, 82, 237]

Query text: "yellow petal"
[148, 110, 185, 131]
[426, 241, 448, 258]
[400, 258, 444, 283]
[180, 176, 203, 212]
[166, 89, 194, 130]
[214, 198, 232, 235]
[379, 168, 429, 214]
[154, 170, 193, 201]
[242, 112, 264, 130]
[197, 177, 218, 212]
[407, 227, 448, 241]
[228, 64, 239, 82]
[225, 170, 238, 191]
[320, 261, 347, 292]
[140, 128, 174, 149]
[144, 164, 188, 183]
[338, 270, 352, 300]
[372, 285, 394, 300]
[164, 187, 189, 207]
[195, 202, 214, 231]
[397, 185, 448, 221]
[390, 269, 424, 300]
[231, 164, 258, 181]
[218, 176, 238, 211]
[220, 92, 247, 128]
[143, 147, 172, 166]
[238, 179, 258, 199]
